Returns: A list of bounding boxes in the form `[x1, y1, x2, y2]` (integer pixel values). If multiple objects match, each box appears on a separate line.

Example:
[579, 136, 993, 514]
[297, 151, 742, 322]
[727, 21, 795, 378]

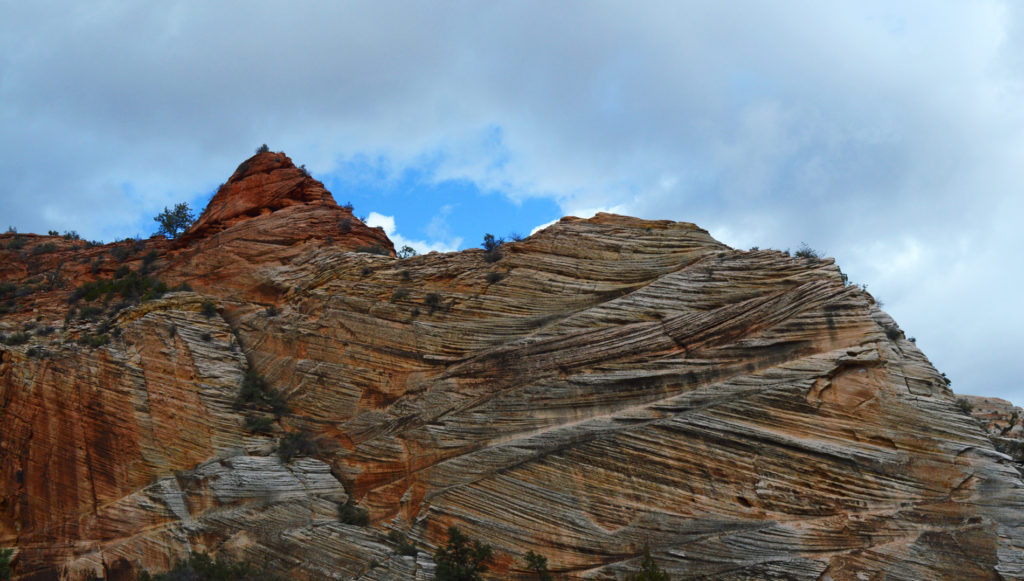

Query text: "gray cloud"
[1, 1, 1021, 401]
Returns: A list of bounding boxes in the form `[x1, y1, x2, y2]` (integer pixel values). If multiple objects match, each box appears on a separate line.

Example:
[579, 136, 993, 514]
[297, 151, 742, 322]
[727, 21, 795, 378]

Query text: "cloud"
[366, 211, 460, 255]
[2, 1, 1023, 402]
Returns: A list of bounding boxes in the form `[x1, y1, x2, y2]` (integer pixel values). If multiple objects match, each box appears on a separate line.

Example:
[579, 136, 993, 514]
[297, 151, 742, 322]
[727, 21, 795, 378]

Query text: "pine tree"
[625, 546, 669, 581]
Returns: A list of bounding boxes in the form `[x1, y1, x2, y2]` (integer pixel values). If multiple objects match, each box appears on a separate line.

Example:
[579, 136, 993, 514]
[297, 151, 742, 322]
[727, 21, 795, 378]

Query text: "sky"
[1, 2, 1022, 404]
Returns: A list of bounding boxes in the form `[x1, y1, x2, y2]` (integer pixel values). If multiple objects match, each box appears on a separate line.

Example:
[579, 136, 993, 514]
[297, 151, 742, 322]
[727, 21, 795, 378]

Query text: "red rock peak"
[181, 151, 337, 242]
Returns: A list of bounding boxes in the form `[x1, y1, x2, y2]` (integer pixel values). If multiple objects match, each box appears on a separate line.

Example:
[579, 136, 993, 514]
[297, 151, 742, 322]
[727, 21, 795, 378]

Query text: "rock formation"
[1, 151, 1023, 580]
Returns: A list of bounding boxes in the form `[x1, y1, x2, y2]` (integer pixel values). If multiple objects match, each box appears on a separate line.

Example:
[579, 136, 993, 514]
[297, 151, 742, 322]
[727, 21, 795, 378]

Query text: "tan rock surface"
[1, 152, 1023, 580]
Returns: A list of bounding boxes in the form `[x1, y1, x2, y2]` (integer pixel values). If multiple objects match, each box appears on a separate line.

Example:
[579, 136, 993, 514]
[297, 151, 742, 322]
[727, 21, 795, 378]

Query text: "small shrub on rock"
[2, 332, 30, 346]
[110, 246, 131, 261]
[424, 293, 443, 315]
[243, 414, 275, 434]
[625, 546, 669, 581]
[388, 530, 418, 556]
[277, 430, 318, 462]
[481, 234, 504, 263]
[355, 244, 390, 256]
[200, 300, 218, 318]
[956, 398, 974, 415]
[0, 547, 12, 581]
[137, 551, 282, 581]
[392, 287, 411, 302]
[77, 333, 110, 348]
[337, 499, 370, 526]
[235, 369, 290, 417]
[794, 243, 821, 260]
[31, 242, 57, 255]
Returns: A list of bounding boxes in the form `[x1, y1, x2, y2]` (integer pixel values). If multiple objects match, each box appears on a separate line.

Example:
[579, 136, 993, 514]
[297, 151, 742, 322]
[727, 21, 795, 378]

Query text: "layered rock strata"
[1, 152, 1022, 580]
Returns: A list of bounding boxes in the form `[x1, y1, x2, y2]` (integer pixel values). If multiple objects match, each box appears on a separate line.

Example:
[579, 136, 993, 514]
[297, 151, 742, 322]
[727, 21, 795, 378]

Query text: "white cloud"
[366, 211, 460, 255]
[2, 1, 1023, 402]
[530, 219, 558, 236]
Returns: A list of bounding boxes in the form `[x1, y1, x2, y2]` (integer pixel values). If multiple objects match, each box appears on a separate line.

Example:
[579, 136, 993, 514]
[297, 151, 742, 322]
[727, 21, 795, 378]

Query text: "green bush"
[0, 547, 12, 581]
[141, 250, 159, 274]
[388, 530, 418, 556]
[200, 300, 218, 318]
[2, 332, 30, 346]
[392, 287, 411, 302]
[524, 550, 552, 581]
[424, 293, 443, 315]
[485, 272, 505, 284]
[6, 237, 25, 250]
[956, 398, 974, 415]
[137, 552, 282, 581]
[337, 499, 370, 526]
[794, 243, 820, 259]
[397, 245, 418, 259]
[70, 272, 168, 304]
[481, 234, 503, 263]
[235, 369, 290, 417]
[77, 333, 110, 348]
[244, 414, 275, 434]
[110, 246, 131, 261]
[355, 244, 390, 256]
[625, 546, 669, 581]
[78, 305, 104, 320]
[277, 430, 318, 463]
[433, 526, 493, 581]
[31, 242, 57, 255]
[256, 143, 270, 154]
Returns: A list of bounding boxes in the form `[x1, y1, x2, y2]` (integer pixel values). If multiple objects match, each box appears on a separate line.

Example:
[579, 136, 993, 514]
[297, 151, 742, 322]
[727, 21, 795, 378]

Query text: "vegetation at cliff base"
[433, 526, 493, 581]
[137, 552, 281, 581]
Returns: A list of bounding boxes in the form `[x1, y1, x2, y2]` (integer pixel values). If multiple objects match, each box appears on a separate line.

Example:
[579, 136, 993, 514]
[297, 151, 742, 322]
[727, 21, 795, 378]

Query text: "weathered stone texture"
[1, 153, 1022, 580]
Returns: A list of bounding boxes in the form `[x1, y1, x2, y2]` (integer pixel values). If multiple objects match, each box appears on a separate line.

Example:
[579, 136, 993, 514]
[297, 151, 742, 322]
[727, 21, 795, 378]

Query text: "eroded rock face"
[1, 153, 1023, 580]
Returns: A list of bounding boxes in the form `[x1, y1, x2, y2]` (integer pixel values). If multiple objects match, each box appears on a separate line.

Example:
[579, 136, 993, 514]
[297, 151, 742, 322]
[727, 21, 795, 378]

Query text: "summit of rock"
[1, 153, 1023, 580]
[181, 151, 340, 241]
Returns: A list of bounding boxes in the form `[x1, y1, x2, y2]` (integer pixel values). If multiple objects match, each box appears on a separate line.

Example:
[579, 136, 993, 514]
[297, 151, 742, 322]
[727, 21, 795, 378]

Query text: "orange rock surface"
[1, 152, 1022, 580]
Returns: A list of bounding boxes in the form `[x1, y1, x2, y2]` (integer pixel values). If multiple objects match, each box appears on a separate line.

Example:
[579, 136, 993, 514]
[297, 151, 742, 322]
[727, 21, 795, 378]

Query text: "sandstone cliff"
[1, 151, 1023, 580]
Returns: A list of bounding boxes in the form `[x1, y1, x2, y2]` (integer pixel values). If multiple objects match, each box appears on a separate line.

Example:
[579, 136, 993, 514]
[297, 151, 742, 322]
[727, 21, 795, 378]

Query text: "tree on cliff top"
[153, 202, 195, 239]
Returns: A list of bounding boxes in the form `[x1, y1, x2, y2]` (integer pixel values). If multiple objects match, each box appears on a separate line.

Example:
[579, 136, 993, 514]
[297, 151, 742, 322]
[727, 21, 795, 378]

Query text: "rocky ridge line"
[0, 152, 1022, 580]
